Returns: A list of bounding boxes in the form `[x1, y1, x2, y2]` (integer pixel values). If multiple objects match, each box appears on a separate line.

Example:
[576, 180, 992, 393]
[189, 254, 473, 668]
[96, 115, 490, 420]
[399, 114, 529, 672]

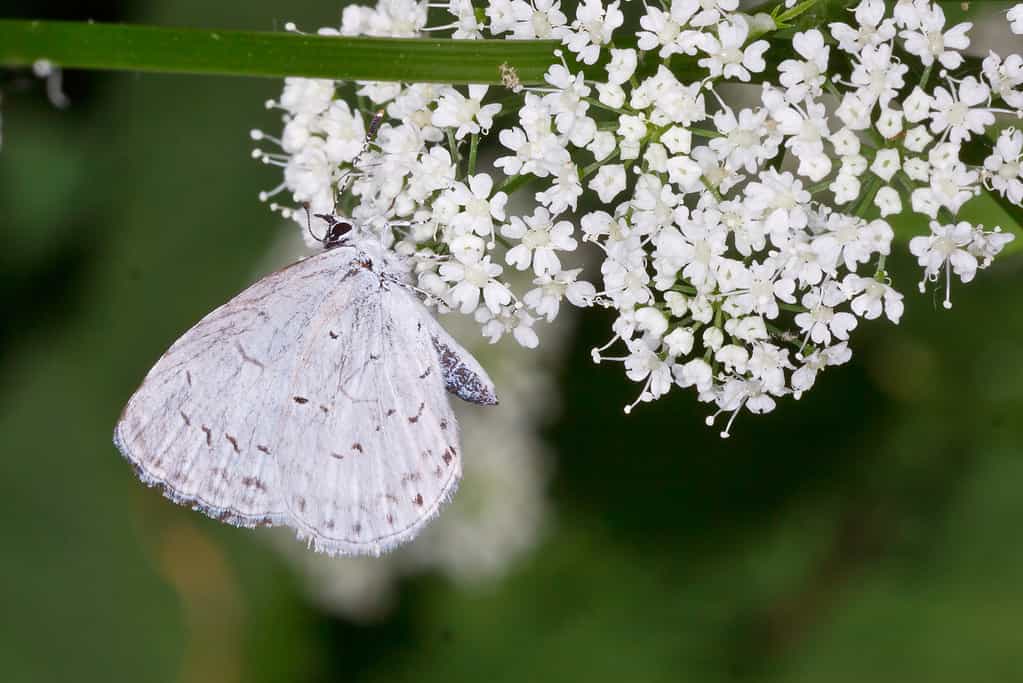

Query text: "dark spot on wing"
[352, 523, 362, 535]
[235, 341, 265, 369]
[418, 367, 432, 379]
[201, 425, 212, 446]
[329, 330, 339, 339]
[440, 419, 448, 430]
[442, 449, 453, 465]
[241, 476, 267, 492]
[186, 371, 192, 386]
[331, 452, 344, 460]
[225, 434, 240, 453]
[296, 496, 307, 512]
[179, 411, 191, 426]
[408, 402, 425, 423]
[320, 405, 330, 414]
[257, 445, 270, 454]
[352, 442, 364, 454]
[293, 396, 309, 404]
[325, 519, 335, 530]
[386, 513, 395, 525]
[413, 493, 424, 506]
[370, 353, 381, 361]
[386, 408, 396, 417]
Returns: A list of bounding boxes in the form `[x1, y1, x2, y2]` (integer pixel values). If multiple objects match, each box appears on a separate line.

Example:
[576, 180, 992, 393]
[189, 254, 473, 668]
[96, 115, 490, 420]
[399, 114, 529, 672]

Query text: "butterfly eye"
[325, 221, 353, 248]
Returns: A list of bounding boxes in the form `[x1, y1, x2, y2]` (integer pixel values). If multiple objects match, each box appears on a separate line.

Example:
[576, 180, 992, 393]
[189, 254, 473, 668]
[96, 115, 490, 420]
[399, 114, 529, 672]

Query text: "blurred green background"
[3, 1, 1023, 681]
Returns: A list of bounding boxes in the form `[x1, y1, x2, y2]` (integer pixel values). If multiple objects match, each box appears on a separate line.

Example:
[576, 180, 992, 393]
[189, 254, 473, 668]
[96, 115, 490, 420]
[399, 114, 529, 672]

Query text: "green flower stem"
[852, 176, 882, 217]
[467, 133, 480, 177]
[447, 128, 462, 172]
[497, 172, 534, 194]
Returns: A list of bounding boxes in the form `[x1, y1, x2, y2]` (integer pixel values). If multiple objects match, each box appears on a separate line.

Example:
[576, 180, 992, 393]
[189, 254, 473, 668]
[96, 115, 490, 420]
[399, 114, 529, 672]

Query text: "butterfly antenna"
[336, 108, 386, 199]
[303, 203, 326, 243]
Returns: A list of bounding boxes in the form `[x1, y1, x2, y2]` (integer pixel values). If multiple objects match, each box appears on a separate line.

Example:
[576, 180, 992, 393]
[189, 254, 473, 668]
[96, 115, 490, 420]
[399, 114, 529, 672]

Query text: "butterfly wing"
[277, 284, 466, 556]
[114, 247, 369, 527]
[427, 315, 498, 406]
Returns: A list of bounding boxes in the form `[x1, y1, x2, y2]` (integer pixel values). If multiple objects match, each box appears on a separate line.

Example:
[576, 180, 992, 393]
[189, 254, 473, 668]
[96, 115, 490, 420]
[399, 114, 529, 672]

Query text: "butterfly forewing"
[114, 247, 368, 528]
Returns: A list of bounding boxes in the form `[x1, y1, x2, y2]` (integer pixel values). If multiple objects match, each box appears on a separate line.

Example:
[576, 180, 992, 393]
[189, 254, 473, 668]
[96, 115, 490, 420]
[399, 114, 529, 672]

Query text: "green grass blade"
[0, 19, 560, 84]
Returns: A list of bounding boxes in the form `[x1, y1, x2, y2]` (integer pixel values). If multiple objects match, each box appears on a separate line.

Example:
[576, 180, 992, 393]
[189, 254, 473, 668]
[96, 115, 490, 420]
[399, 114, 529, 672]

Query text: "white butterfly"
[114, 216, 497, 556]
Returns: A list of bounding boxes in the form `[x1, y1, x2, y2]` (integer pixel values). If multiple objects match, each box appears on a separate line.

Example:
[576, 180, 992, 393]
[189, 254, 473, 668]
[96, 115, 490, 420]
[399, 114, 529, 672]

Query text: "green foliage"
[0, 19, 559, 84]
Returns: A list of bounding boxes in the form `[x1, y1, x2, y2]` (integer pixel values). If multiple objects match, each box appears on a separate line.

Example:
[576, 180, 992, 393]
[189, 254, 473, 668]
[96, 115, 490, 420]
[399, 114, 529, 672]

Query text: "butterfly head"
[311, 213, 353, 250]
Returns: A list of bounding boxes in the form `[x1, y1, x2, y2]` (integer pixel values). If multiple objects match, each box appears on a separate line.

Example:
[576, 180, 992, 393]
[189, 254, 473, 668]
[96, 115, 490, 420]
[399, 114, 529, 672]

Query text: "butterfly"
[114, 214, 497, 556]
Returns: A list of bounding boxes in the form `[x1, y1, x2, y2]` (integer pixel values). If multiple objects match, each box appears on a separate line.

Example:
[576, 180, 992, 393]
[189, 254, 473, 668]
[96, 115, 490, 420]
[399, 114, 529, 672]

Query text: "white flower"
[535, 161, 583, 214]
[698, 17, 770, 82]
[663, 327, 695, 356]
[791, 343, 851, 399]
[674, 358, 713, 393]
[589, 163, 627, 202]
[778, 29, 830, 100]
[477, 305, 540, 347]
[523, 268, 595, 321]
[432, 85, 502, 139]
[710, 107, 776, 173]
[984, 128, 1023, 204]
[850, 43, 907, 108]
[606, 48, 637, 85]
[875, 108, 903, 139]
[981, 52, 1023, 111]
[902, 87, 933, 123]
[794, 286, 857, 345]
[636, 1, 701, 59]
[829, 0, 896, 54]
[691, 0, 739, 27]
[874, 186, 902, 217]
[870, 148, 901, 182]
[900, 3, 971, 69]
[904, 125, 934, 153]
[829, 127, 861, 156]
[909, 221, 979, 308]
[843, 274, 904, 323]
[448, 173, 508, 237]
[542, 65, 592, 140]
[440, 255, 512, 314]
[502, 207, 578, 275]
[929, 77, 994, 145]
[504, 0, 568, 39]
[1010, 4, 1023, 34]
[623, 340, 674, 410]
[280, 78, 335, 116]
[563, 0, 624, 65]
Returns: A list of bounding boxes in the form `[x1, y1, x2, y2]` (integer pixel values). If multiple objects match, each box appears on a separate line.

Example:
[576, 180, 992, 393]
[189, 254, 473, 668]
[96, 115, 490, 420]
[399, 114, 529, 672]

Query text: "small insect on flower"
[115, 119, 498, 557]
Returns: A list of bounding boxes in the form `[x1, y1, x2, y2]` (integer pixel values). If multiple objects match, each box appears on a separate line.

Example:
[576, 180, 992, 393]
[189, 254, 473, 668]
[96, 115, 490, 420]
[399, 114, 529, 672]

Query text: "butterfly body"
[115, 236, 496, 556]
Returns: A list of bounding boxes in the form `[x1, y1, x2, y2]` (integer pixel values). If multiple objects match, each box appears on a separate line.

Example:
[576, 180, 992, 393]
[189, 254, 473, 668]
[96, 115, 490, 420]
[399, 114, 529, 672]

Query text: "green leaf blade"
[0, 19, 560, 84]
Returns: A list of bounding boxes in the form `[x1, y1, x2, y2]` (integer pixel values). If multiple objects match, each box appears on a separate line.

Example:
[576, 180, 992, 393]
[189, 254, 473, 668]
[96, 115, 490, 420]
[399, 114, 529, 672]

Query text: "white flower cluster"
[253, 0, 1023, 436]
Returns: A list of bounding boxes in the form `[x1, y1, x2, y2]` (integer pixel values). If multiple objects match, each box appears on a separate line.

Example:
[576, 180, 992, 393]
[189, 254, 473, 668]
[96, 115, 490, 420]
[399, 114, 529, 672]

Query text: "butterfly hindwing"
[277, 284, 463, 556]
[427, 315, 499, 406]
